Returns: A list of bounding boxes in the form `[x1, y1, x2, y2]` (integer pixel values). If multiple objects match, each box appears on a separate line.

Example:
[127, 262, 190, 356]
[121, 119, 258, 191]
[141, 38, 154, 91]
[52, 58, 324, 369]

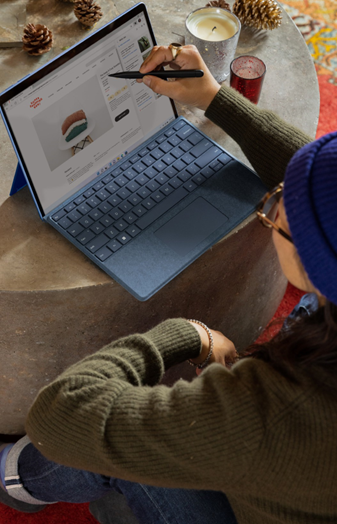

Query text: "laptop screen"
[1, 4, 176, 216]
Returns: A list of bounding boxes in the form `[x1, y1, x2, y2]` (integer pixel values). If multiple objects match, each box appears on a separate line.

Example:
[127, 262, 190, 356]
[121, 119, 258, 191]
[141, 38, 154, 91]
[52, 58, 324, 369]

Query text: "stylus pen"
[108, 69, 204, 79]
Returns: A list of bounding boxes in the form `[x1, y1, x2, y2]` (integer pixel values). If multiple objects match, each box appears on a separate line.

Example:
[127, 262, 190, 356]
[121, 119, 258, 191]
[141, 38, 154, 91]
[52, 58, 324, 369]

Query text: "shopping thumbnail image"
[32, 75, 113, 171]
[138, 36, 150, 53]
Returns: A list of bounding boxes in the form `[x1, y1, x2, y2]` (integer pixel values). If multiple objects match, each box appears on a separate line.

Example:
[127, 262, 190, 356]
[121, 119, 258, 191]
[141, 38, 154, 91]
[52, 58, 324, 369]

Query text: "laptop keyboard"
[51, 120, 231, 262]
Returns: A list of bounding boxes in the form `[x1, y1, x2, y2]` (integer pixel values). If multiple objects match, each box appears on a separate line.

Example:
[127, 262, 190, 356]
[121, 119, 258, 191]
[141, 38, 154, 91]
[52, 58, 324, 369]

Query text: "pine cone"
[74, 0, 103, 27]
[206, 0, 231, 11]
[233, 0, 282, 30]
[22, 24, 53, 56]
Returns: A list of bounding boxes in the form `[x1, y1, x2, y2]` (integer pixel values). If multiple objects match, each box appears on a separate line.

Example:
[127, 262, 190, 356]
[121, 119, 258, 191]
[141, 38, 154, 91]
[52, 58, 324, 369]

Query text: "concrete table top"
[0, 0, 319, 433]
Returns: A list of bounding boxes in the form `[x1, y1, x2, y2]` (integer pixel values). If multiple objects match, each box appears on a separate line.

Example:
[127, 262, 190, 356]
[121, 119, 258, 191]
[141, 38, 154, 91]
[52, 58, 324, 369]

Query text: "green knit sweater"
[27, 87, 336, 524]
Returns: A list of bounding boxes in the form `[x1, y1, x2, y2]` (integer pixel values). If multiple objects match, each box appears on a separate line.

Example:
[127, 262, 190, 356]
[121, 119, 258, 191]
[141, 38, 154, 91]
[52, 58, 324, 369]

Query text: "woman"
[1, 46, 336, 524]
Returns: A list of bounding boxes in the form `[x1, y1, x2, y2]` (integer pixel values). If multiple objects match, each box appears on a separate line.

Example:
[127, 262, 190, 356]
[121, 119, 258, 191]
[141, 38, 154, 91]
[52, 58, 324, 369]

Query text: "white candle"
[187, 9, 237, 41]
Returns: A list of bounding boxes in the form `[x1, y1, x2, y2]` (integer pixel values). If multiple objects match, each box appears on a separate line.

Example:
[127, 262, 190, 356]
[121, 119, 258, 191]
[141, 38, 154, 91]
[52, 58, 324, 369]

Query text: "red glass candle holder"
[230, 55, 266, 104]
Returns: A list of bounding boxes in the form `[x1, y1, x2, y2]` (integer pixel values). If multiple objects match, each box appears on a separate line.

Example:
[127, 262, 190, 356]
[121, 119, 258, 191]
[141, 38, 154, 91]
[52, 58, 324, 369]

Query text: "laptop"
[0, 2, 266, 301]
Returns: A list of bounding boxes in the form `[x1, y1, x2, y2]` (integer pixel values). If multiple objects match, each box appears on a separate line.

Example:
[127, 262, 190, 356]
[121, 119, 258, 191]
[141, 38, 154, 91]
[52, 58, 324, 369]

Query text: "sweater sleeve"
[25, 318, 267, 491]
[205, 84, 313, 188]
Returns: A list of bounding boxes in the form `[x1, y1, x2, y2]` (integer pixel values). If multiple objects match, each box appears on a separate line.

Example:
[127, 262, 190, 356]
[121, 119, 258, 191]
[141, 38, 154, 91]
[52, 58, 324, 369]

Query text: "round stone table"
[0, 0, 319, 434]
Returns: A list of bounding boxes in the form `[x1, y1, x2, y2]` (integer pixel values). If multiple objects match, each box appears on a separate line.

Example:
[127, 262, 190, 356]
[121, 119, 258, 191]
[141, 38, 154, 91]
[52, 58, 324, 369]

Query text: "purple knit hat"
[283, 131, 337, 305]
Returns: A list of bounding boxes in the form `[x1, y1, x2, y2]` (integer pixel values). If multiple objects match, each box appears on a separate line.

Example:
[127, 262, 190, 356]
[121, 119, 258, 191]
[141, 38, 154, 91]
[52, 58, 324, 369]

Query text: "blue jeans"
[8, 293, 319, 524]
[11, 439, 237, 524]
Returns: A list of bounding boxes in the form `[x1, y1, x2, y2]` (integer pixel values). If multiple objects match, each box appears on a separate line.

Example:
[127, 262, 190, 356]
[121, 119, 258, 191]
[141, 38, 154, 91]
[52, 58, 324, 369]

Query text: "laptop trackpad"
[155, 197, 228, 257]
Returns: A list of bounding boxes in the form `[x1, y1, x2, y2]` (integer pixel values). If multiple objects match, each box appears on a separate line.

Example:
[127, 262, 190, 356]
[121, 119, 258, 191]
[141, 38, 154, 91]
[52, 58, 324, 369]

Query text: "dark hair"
[243, 300, 337, 380]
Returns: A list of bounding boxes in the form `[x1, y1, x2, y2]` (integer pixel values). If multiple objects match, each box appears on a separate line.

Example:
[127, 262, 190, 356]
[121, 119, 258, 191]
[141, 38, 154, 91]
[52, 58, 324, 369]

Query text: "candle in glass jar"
[185, 8, 241, 82]
[187, 10, 237, 41]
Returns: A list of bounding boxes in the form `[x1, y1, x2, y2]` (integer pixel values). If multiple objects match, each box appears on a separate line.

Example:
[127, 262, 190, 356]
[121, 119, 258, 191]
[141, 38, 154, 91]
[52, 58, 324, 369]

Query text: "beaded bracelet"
[187, 319, 214, 369]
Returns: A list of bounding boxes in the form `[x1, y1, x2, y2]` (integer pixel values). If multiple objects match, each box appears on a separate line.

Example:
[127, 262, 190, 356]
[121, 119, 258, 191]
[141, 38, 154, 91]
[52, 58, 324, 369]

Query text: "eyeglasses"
[256, 182, 293, 244]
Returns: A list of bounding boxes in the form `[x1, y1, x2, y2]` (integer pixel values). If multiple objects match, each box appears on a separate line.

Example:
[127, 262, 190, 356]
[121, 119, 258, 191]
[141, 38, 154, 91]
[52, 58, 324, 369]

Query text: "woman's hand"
[139, 45, 221, 111]
[188, 321, 238, 374]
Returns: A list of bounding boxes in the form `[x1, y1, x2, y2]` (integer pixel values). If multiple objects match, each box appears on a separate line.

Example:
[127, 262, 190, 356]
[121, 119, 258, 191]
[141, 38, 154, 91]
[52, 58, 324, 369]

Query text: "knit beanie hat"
[283, 131, 337, 305]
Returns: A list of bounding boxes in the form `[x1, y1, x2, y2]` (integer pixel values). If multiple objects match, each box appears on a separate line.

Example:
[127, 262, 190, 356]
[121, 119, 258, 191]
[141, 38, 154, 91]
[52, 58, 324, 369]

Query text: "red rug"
[1, 2, 336, 522]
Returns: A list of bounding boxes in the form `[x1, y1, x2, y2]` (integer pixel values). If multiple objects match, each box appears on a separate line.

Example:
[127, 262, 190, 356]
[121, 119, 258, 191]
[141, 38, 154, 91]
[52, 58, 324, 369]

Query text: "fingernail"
[143, 76, 151, 87]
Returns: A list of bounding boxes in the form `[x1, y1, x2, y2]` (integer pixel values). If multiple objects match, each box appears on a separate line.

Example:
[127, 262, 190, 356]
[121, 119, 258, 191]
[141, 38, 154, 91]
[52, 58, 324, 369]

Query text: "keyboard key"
[91, 222, 105, 234]
[120, 161, 131, 171]
[137, 187, 151, 199]
[170, 146, 184, 159]
[68, 223, 84, 237]
[106, 182, 119, 194]
[218, 153, 232, 166]
[189, 139, 212, 158]
[119, 200, 133, 213]
[64, 202, 76, 213]
[93, 181, 104, 191]
[173, 159, 186, 172]
[137, 187, 188, 230]
[105, 227, 119, 239]
[124, 212, 137, 224]
[147, 141, 157, 150]
[144, 167, 157, 179]
[84, 188, 96, 198]
[107, 195, 122, 207]
[209, 160, 222, 172]
[141, 155, 155, 167]
[191, 173, 206, 185]
[133, 162, 146, 174]
[159, 141, 172, 154]
[178, 170, 191, 182]
[130, 155, 140, 164]
[186, 164, 199, 175]
[117, 188, 131, 200]
[160, 184, 174, 196]
[184, 181, 197, 192]
[135, 173, 150, 186]
[179, 140, 193, 152]
[146, 180, 160, 192]
[156, 135, 166, 144]
[162, 154, 176, 166]
[77, 229, 96, 245]
[128, 193, 141, 206]
[112, 167, 123, 176]
[201, 167, 214, 179]
[110, 208, 123, 220]
[100, 215, 114, 227]
[103, 174, 113, 184]
[89, 209, 103, 221]
[195, 146, 222, 169]
[95, 247, 113, 262]
[188, 131, 203, 146]
[168, 135, 180, 147]
[155, 173, 169, 185]
[79, 215, 94, 228]
[176, 125, 193, 140]
[87, 196, 101, 208]
[77, 203, 91, 215]
[126, 180, 141, 193]
[173, 120, 185, 131]
[164, 166, 177, 178]
[169, 176, 183, 189]
[52, 210, 66, 222]
[115, 220, 128, 232]
[123, 168, 137, 180]
[151, 191, 165, 203]
[115, 175, 128, 187]
[181, 153, 194, 165]
[142, 198, 156, 210]
[117, 232, 131, 245]
[153, 160, 166, 172]
[66, 210, 81, 223]
[106, 239, 122, 253]
[139, 148, 149, 157]
[126, 225, 141, 238]
[133, 205, 147, 217]
[86, 233, 109, 253]
[98, 202, 112, 214]
[74, 195, 86, 205]
[96, 189, 110, 201]
[151, 148, 164, 160]
[58, 217, 72, 229]
[164, 128, 175, 137]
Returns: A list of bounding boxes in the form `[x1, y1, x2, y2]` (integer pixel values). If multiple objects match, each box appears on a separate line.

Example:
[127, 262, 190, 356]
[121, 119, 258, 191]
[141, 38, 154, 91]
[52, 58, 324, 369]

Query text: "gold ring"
[169, 43, 182, 61]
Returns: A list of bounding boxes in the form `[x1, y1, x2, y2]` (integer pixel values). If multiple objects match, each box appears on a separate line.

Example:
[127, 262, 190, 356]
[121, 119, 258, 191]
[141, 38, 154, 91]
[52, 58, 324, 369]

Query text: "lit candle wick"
[212, 26, 217, 31]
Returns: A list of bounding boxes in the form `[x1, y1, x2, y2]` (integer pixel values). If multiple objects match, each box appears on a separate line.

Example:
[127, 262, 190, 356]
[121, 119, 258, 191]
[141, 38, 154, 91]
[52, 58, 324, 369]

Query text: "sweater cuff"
[144, 318, 202, 369]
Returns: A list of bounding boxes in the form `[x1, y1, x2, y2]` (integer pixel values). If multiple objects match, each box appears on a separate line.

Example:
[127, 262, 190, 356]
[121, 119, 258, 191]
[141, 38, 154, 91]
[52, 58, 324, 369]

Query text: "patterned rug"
[0, 2, 336, 523]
